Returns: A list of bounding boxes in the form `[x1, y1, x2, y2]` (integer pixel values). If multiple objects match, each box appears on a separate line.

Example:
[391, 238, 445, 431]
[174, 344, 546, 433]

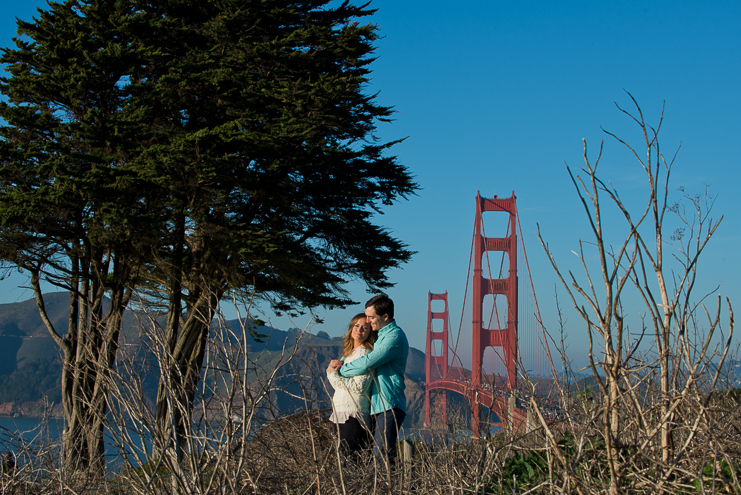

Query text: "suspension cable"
[449, 215, 477, 379]
[516, 212, 559, 383]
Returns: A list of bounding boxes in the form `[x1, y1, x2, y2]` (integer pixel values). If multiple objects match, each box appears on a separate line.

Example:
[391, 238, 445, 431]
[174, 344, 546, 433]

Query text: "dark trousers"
[374, 407, 406, 467]
[338, 416, 373, 459]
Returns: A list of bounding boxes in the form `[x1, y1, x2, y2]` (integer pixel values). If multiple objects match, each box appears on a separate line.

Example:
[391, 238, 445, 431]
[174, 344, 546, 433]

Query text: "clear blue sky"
[1, 1, 739, 369]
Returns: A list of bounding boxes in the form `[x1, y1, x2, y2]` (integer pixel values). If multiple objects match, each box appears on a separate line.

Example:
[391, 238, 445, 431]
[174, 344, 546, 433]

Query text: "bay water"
[0, 415, 65, 444]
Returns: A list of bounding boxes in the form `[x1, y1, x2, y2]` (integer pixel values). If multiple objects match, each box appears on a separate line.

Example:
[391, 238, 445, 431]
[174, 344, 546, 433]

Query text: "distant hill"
[0, 293, 69, 405]
[0, 292, 150, 407]
[210, 317, 427, 428]
[0, 293, 68, 369]
[0, 293, 428, 427]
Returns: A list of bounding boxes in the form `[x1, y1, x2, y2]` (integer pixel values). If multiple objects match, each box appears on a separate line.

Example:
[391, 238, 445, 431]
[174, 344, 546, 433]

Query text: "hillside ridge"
[0, 292, 427, 424]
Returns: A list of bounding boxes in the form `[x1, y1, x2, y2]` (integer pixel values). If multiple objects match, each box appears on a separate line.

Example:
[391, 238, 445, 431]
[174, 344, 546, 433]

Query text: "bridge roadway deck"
[427, 379, 528, 429]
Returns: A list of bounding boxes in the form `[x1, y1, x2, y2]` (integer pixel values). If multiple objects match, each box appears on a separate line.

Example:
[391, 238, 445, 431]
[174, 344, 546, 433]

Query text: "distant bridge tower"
[425, 291, 449, 426]
[471, 192, 518, 432]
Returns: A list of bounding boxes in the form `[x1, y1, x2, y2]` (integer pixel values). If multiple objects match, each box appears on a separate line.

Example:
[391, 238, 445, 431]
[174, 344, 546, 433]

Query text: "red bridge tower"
[424, 192, 527, 435]
[471, 191, 518, 432]
[425, 291, 449, 426]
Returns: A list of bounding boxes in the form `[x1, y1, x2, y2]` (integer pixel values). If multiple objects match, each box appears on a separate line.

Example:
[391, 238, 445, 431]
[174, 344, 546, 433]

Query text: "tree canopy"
[0, 0, 417, 470]
[131, 0, 417, 314]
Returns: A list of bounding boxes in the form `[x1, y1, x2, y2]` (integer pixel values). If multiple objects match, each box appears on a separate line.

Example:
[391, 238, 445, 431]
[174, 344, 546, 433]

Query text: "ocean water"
[1, 415, 176, 470]
[0, 415, 65, 460]
[0, 416, 143, 468]
[0, 416, 65, 439]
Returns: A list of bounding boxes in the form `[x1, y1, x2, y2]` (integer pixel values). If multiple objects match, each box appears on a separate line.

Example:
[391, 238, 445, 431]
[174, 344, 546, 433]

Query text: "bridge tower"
[471, 192, 518, 433]
[424, 291, 449, 426]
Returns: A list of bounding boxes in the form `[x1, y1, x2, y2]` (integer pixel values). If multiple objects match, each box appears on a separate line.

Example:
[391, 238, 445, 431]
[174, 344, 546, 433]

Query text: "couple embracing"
[326, 294, 409, 467]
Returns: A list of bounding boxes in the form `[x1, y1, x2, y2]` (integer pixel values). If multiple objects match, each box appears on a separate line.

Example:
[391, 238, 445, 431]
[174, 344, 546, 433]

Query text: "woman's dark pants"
[338, 417, 373, 460]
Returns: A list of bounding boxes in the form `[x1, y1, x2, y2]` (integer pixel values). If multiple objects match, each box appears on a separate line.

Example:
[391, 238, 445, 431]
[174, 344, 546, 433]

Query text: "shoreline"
[0, 400, 64, 420]
[0, 413, 65, 420]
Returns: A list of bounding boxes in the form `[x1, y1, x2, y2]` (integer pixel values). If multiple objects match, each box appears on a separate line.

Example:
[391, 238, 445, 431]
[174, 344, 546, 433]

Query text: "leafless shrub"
[532, 94, 738, 495]
[0, 402, 73, 494]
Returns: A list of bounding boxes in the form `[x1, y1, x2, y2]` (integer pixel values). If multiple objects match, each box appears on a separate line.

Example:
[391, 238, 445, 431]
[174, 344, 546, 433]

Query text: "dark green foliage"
[0, 0, 159, 281]
[707, 388, 741, 406]
[501, 450, 548, 489]
[694, 460, 741, 493]
[0, 0, 146, 463]
[124, 0, 418, 451]
[128, 0, 417, 313]
[0, 0, 415, 346]
[0, 0, 416, 469]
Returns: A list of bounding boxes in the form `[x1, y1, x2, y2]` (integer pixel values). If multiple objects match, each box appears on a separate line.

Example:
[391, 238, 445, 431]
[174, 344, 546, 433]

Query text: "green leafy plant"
[693, 460, 741, 493]
[500, 450, 548, 490]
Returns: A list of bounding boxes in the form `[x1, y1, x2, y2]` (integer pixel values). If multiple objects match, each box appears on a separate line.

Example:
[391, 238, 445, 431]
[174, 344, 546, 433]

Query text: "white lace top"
[327, 346, 372, 425]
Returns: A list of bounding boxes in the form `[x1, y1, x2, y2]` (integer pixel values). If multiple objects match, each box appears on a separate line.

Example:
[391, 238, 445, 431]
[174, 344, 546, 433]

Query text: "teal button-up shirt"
[338, 320, 408, 415]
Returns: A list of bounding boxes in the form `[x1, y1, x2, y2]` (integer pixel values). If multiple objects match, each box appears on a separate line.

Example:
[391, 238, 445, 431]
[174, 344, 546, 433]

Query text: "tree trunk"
[33, 269, 127, 475]
[155, 287, 221, 465]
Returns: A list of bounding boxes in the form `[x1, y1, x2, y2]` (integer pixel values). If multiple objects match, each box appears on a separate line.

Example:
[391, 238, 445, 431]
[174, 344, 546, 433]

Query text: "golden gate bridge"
[424, 191, 559, 434]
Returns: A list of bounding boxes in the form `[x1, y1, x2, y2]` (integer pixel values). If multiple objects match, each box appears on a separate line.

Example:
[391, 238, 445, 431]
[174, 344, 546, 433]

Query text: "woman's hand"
[327, 359, 343, 373]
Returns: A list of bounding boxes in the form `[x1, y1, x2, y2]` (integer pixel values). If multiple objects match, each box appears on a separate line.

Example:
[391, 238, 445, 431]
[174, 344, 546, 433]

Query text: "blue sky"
[1, 1, 739, 370]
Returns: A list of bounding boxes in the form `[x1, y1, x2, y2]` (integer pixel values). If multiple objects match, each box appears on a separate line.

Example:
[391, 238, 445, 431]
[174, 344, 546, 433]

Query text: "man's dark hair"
[366, 293, 394, 320]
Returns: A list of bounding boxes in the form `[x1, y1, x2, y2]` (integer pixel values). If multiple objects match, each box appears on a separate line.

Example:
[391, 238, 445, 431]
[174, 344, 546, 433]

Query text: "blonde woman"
[326, 313, 376, 458]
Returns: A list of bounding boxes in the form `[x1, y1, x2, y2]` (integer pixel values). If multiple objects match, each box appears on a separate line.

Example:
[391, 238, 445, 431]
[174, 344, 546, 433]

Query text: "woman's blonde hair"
[342, 312, 376, 358]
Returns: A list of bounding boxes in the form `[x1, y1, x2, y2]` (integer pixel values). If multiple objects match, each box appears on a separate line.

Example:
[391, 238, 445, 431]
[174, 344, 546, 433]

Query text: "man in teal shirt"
[329, 294, 408, 467]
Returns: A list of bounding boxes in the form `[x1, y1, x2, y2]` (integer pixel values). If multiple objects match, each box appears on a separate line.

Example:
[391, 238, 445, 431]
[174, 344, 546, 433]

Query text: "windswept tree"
[127, 0, 417, 459]
[0, 0, 416, 473]
[0, 0, 158, 472]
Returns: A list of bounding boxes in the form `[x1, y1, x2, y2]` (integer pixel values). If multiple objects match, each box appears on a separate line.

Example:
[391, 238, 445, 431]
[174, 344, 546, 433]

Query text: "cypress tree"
[0, 0, 417, 471]
[125, 0, 417, 456]
[0, 0, 158, 471]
